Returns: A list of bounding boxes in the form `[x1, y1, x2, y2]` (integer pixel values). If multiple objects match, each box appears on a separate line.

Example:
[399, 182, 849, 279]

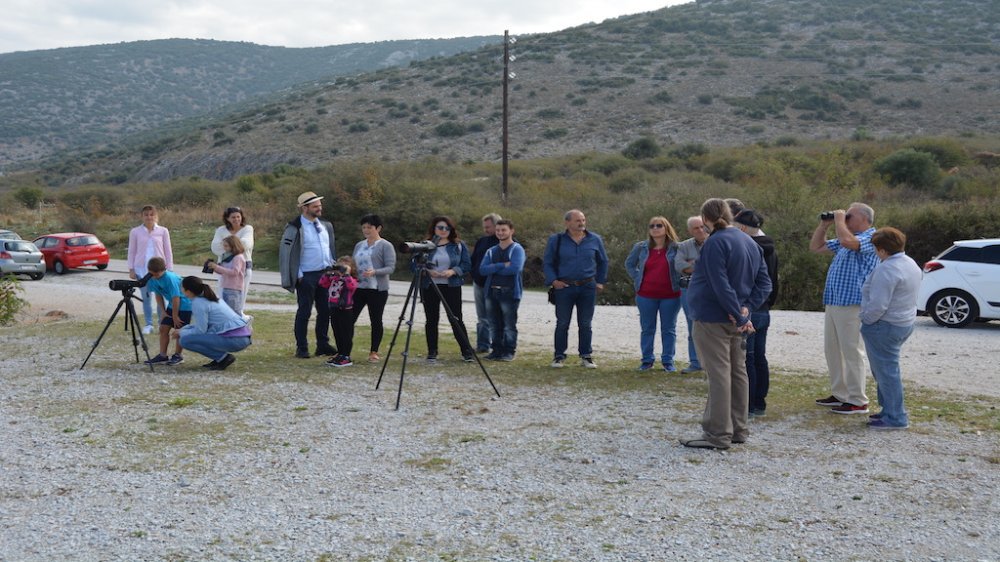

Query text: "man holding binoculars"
[809, 203, 879, 415]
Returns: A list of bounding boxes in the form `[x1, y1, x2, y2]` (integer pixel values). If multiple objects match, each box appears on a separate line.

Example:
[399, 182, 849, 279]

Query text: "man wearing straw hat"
[280, 191, 337, 359]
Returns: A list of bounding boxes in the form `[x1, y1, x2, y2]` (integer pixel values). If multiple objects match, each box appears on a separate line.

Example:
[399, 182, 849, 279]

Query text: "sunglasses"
[649, 224, 665, 229]
[435, 225, 451, 231]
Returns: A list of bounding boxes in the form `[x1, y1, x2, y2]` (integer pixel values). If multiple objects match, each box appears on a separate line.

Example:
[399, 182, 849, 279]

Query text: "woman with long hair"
[412, 215, 473, 364]
[175, 276, 252, 371]
[210, 206, 254, 317]
[624, 216, 683, 371]
[681, 198, 772, 450]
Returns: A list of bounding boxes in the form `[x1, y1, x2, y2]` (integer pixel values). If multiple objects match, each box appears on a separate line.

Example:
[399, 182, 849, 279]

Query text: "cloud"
[0, 0, 686, 54]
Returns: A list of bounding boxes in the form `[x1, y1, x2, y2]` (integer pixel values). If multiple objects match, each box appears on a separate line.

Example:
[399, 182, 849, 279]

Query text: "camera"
[819, 211, 835, 221]
[678, 275, 692, 289]
[202, 259, 215, 274]
[108, 272, 151, 292]
[326, 264, 349, 274]
[398, 240, 437, 254]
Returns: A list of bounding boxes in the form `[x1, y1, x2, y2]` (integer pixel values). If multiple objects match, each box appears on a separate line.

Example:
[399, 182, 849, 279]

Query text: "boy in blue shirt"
[143, 257, 193, 366]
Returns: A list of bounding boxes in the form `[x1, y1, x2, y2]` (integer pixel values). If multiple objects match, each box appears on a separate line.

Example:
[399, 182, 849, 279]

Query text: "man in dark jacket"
[279, 191, 337, 358]
[734, 209, 780, 417]
[470, 213, 501, 354]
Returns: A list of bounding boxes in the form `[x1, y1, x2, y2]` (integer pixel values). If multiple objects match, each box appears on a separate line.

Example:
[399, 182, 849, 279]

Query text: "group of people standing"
[126, 191, 921, 445]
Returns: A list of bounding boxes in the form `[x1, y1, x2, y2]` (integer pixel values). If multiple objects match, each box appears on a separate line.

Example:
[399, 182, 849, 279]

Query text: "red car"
[33, 232, 110, 274]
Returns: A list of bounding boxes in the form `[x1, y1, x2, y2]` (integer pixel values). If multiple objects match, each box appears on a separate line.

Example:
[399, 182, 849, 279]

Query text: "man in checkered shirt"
[809, 203, 879, 415]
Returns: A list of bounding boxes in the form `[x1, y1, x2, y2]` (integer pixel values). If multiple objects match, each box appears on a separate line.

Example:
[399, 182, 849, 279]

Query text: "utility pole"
[502, 30, 515, 204]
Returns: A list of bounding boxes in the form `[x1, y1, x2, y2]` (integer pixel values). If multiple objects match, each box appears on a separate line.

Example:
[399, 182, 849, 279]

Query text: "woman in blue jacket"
[412, 215, 473, 363]
[175, 276, 252, 371]
[624, 216, 683, 372]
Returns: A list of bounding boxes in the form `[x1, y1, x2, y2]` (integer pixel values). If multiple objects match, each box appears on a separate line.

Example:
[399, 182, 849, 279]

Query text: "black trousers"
[294, 270, 331, 352]
[420, 283, 471, 356]
[352, 288, 389, 353]
[330, 308, 355, 358]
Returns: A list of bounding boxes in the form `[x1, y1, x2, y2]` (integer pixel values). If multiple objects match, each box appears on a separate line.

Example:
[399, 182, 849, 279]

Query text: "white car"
[917, 238, 1000, 328]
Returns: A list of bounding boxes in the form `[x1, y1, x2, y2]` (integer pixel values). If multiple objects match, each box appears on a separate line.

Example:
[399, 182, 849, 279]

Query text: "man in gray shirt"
[674, 216, 709, 373]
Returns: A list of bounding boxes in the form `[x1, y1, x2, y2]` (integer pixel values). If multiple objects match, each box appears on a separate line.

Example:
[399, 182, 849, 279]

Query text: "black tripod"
[80, 287, 155, 371]
[376, 260, 500, 409]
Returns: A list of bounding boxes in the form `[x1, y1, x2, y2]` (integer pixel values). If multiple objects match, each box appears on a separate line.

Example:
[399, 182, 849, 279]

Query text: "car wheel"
[54, 260, 66, 274]
[928, 290, 978, 328]
[97, 263, 108, 270]
[29, 272, 45, 281]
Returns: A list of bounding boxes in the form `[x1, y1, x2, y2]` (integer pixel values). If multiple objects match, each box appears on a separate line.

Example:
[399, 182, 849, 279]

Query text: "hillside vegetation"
[3, 134, 998, 309]
[13, 0, 999, 184]
[0, 36, 495, 166]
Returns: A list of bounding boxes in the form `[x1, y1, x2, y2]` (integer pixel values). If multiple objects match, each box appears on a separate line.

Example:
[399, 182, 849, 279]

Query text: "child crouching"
[319, 256, 359, 367]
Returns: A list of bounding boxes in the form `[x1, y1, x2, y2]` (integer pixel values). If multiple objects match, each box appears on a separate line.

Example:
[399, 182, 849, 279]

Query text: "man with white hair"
[809, 202, 879, 415]
[674, 216, 709, 373]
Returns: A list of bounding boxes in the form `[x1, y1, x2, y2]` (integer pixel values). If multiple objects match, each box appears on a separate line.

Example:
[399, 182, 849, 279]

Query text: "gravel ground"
[2, 263, 998, 561]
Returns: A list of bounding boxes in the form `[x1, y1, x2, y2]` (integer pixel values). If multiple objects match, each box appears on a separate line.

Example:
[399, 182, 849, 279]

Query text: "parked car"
[0, 239, 45, 280]
[0, 229, 21, 240]
[917, 238, 1000, 328]
[33, 232, 111, 274]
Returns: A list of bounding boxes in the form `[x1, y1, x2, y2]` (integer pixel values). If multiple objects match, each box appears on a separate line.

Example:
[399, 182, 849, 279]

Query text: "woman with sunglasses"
[210, 206, 255, 317]
[413, 215, 473, 364]
[624, 216, 683, 372]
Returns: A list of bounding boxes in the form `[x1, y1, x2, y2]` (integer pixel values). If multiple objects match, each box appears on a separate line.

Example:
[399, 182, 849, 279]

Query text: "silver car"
[0, 239, 46, 280]
[0, 229, 22, 240]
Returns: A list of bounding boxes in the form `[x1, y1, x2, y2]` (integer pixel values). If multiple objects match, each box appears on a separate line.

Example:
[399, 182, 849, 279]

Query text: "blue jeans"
[680, 288, 701, 369]
[745, 309, 771, 411]
[179, 333, 251, 362]
[553, 283, 596, 360]
[860, 320, 913, 427]
[473, 283, 492, 351]
[139, 284, 159, 328]
[294, 270, 331, 353]
[635, 295, 681, 366]
[486, 286, 520, 355]
[222, 288, 243, 317]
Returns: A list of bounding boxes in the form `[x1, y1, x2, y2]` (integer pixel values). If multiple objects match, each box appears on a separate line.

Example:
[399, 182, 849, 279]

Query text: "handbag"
[547, 286, 556, 304]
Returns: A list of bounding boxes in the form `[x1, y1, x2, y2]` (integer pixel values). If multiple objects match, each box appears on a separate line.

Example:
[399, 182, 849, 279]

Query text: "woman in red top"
[624, 216, 683, 371]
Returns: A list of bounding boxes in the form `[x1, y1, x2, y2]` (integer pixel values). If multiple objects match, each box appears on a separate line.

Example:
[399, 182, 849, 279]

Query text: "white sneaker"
[550, 358, 565, 368]
[580, 357, 597, 368]
[142, 325, 154, 335]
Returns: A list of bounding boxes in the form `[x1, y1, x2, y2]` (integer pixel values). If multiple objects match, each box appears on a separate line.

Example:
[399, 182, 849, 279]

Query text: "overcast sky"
[0, 0, 691, 54]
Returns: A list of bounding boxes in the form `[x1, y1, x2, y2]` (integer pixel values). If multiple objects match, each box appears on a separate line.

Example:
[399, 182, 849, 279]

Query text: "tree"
[873, 149, 940, 190]
[622, 137, 661, 160]
[13, 187, 45, 210]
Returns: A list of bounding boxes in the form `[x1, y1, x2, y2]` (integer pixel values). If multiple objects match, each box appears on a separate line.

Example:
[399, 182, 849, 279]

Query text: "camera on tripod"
[108, 272, 151, 292]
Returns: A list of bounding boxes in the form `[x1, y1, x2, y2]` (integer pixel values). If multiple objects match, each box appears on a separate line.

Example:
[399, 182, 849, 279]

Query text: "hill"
[13, 0, 1000, 184]
[0, 36, 496, 166]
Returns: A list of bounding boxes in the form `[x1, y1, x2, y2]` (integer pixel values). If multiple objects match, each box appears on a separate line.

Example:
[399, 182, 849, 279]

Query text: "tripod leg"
[80, 298, 128, 370]
[376, 272, 420, 390]
[426, 279, 501, 399]
[394, 274, 425, 410]
[126, 296, 155, 371]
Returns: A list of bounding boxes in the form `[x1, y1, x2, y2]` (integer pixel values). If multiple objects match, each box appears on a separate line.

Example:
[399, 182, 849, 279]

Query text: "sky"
[0, 0, 691, 54]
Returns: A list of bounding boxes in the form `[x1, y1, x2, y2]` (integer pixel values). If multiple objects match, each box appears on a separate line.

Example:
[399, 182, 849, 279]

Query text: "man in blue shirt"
[479, 219, 525, 362]
[543, 209, 609, 368]
[279, 191, 337, 359]
[809, 202, 879, 414]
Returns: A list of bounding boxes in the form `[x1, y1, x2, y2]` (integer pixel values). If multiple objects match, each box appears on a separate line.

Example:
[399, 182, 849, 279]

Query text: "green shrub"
[0, 275, 26, 326]
[59, 187, 124, 214]
[649, 91, 673, 104]
[164, 183, 220, 208]
[434, 122, 466, 138]
[702, 157, 742, 182]
[542, 128, 568, 139]
[608, 168, 654, 193]
[535, 109, 565, 119]
[873, 149, 941, 189]
[13, 187, 44, 210]
[583, 154, 632, 176]
[905, 137, 969, 169]
[622, 137, 661, 160]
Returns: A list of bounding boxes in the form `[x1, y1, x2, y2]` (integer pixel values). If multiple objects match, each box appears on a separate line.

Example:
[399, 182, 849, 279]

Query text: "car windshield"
[68, 236, 100, 246]
[4, 241, 36, 252]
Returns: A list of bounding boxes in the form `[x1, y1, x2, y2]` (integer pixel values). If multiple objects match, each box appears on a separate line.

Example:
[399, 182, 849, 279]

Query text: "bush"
[622, 137, 661, 160]
[608, 168, 654, 193]
[13, 187, 44, 210]
[434, 122, 466, 138]
[0, 275, 26, 326]
[59, 187, 124, 214]
[543, 128, 568, 139]
[873, 149, 941, 189]
[905, 137, 969, 169]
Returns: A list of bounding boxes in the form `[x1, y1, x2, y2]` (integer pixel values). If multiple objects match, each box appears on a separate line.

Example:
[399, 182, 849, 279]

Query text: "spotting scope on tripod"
[375, 238, 500, 410]
[80, 273, 155, 371]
